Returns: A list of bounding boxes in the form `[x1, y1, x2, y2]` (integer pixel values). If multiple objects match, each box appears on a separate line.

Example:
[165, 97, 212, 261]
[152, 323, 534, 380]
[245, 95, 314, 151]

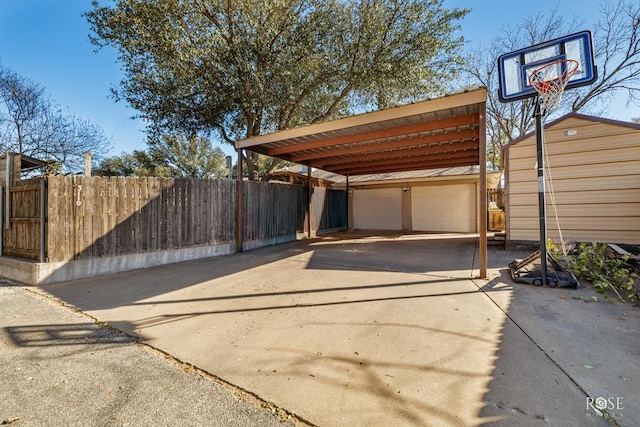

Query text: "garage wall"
[411, 184, 476, 232]
[352, 187, 403, 230]
[505, 114, 640, 245]
[351, 180, 479, 232]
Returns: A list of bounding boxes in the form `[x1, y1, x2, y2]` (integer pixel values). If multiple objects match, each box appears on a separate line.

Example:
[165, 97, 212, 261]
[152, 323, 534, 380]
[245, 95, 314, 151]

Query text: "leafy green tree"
[86, 0, 468, 179]
[94, 150, 163, 177]
[147, 133, 228, 178]
[96, 134, 228, 178]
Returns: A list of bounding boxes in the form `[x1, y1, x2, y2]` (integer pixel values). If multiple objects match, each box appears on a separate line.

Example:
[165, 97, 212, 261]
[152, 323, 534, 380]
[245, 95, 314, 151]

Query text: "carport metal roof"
[235, 88, 488, 277]
[237, 88, 487, 177]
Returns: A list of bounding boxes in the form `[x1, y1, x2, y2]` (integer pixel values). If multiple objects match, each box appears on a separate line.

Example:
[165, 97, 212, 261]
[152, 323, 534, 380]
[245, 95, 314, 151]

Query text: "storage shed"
[504, 113, 640, 246]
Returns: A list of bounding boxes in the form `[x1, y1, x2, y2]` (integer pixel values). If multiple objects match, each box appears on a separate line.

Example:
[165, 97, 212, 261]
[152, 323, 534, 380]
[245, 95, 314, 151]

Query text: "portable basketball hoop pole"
[534, 99, 549, 285]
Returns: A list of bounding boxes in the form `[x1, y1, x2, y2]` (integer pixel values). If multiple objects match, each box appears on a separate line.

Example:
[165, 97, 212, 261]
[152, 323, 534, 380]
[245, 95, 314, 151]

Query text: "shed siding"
[506, 116, 640, 245]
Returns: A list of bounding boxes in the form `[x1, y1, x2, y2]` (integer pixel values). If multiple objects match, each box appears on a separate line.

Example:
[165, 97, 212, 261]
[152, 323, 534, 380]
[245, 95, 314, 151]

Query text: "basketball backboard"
[497, 31, 597, 103]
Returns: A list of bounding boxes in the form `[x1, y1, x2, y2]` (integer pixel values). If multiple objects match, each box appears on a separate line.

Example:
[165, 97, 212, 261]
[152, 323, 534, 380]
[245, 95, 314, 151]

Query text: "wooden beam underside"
[267, 113, 478, 156]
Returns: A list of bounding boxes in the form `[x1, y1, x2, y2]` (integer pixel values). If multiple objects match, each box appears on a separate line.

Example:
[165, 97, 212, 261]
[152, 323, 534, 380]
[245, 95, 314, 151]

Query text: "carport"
[236, 88, 488, 278]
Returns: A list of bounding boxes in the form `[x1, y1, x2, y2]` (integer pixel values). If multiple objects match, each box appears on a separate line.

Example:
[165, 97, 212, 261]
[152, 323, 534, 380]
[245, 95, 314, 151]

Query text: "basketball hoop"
[528, 59, 580, 112]
[498, 32, 596, 287]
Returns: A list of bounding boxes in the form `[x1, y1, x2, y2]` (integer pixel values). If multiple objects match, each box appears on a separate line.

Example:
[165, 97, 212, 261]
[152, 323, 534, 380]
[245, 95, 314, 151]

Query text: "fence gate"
[1, 177, 46, 261]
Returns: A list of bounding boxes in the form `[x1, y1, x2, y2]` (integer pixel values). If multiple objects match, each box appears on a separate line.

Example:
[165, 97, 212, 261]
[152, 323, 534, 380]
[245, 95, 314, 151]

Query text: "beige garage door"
[411, 184, 476, 232]
[353, 188, 402, 230]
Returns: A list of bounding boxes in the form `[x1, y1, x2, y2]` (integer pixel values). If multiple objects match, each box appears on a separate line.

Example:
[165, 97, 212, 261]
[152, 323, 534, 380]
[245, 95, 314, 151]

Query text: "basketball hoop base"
[508, 251, 580, 288]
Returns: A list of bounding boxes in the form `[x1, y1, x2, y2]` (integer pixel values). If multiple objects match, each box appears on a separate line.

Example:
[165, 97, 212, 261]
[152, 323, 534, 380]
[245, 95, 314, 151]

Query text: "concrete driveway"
[39, 233, 634, 426]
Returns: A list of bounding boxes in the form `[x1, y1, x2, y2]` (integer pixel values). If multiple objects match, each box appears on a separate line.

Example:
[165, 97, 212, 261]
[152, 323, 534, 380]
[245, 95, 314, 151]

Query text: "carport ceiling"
[236, 88, 486, 176]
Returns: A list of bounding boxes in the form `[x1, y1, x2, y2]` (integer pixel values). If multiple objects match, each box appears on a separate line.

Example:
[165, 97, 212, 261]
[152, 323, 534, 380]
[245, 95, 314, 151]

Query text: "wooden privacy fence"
[243, 180, 305, 242]
[1, 175, 348, 263]
[46, 176, 237, 262]
[311, 186, 347, 231]
[242, 182, 347, 242]
[488, 188, 505, 209]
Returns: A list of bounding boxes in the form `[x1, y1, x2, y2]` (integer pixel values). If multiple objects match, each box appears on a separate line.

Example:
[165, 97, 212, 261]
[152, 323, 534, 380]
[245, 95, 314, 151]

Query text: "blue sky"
[0, 0, 635, 159]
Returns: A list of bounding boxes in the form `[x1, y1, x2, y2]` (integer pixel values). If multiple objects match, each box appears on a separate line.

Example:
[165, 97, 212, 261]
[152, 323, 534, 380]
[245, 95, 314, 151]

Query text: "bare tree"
[0, 65, 46, 154]
[0, 64, 110, 171]
[568, 1, 640, 112]
[466, 1, 640, 169]
[463, 8, 581, 168]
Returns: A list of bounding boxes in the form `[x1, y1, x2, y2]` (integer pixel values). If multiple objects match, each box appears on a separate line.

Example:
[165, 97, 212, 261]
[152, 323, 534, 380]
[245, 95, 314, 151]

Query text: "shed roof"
[277, 164, 502, 187]
[0, 152, 47, 172]
[237, 88, 486, 176]
[503, 112, 640, 150]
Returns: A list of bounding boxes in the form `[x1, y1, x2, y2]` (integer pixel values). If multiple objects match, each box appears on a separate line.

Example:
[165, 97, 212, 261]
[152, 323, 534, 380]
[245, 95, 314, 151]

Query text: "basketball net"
[528, 59, 580, 113]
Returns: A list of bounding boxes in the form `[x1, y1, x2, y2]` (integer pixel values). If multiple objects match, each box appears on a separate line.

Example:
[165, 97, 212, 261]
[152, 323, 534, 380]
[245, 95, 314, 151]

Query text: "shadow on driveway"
[35, 232, 632, 426]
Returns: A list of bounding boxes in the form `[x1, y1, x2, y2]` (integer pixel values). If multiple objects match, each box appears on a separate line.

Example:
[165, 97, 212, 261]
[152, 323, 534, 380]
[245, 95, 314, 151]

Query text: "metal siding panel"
[510, 146, 640, 172]
[510, 175, 640, 194]
[510, 189, 640, 205]
[507, 119, 640, 245]
[510, 203, 640, 217]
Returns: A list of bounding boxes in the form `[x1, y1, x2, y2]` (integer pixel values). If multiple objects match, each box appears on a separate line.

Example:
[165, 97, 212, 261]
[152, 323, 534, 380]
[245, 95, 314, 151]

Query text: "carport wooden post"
[345, 175, 350, 230]
[479, 104, 488, 279]
[306, 164, 311, 237]
[236, 148, 243, 253]
[40, 178, 46, 262]
[5, 152, 12, 230]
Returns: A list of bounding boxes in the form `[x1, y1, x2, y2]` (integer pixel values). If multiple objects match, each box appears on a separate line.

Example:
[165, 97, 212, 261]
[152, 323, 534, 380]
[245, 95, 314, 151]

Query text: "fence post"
[0, 185, 3, 256]
[4, 153, 11, 230]
[40, 178, 47, 262]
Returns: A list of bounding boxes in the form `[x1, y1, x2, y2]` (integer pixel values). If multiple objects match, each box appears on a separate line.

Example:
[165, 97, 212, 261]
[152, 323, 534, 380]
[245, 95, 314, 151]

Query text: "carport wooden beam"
[236, 148, 243, 252]
[267, 113, 479, 157]
[331, 155, 480, 176]
[291, 128, 480, 163]
[315, 137, 479, 167]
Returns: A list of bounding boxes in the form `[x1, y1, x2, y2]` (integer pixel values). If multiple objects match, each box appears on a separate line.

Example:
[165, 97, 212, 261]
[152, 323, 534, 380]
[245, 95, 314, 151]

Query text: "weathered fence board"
[488, 188, 504, 209]
[2, 178, 43, 260]
[242, 181, 308, 242]
[311, 187, 347, 232]
[3, 176, 346, 263]
[43, 176, 238, 262]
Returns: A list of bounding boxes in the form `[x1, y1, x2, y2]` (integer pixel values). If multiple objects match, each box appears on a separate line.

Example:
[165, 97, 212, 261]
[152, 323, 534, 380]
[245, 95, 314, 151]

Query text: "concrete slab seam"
[469, 278, 622, 427]
[15, 284, 315, 427]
